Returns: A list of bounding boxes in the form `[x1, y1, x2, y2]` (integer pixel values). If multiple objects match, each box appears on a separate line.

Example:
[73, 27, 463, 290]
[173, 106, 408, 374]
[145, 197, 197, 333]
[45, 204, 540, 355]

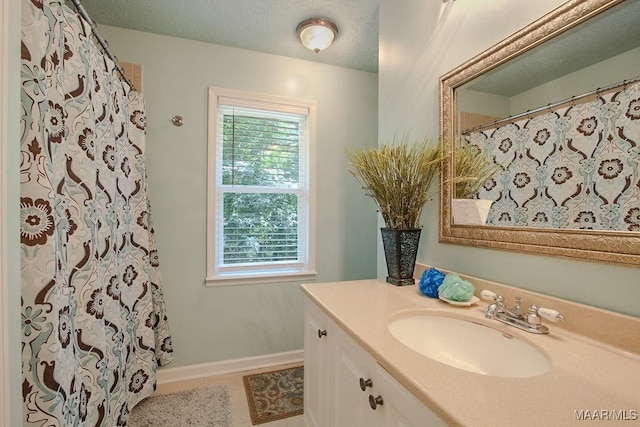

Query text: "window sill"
[205, 270, 317, 287]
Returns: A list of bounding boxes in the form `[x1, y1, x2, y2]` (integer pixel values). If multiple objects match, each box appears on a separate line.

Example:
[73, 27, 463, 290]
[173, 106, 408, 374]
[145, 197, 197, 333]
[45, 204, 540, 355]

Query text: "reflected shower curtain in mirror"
[20, 1, 174, 425]
[465, 80, 640, 231]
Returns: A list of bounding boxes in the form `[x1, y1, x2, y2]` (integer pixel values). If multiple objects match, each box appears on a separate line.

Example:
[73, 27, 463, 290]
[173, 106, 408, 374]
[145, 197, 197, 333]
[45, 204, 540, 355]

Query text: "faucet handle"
[538, 307, 564, 322]
[512, 297, 524, 318]
[480, 289, 498, 301]
[527, 305, 541, 326]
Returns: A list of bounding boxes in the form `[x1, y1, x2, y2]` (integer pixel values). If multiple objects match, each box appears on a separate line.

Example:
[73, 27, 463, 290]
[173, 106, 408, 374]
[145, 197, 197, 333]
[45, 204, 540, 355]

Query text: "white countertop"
[301, 279, 640, 426]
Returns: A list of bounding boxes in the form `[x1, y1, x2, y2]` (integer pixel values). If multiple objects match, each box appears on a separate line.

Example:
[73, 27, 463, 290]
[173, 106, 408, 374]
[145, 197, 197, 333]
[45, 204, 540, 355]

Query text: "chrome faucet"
[481, 290, 564, 334]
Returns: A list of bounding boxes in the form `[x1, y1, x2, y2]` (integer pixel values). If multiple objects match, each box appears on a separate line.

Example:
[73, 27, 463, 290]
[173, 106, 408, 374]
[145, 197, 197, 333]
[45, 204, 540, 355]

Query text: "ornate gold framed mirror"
[440, 0, 640, 267]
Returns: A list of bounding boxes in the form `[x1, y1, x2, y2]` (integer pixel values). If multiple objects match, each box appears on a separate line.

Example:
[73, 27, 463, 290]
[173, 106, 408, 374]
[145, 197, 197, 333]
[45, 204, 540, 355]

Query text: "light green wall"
[379, 0, 640, 317]
[511, 45, 640, 114]
[457, 41, 640, 121]
[457, 89, 510, 120]
[98, 26, 378, 367]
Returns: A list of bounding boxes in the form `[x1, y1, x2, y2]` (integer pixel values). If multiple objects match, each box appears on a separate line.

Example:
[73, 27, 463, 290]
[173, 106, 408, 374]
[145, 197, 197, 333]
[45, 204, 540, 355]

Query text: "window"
[207, 88, 316, 285]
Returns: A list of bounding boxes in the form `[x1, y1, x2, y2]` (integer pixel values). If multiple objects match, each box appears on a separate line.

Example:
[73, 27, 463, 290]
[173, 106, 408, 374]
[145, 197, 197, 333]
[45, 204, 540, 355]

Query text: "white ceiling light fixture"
[296, 17, 338, 53]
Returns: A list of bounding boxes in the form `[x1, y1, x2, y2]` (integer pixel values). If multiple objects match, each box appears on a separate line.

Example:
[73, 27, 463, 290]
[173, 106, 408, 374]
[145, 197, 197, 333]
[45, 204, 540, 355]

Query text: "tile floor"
[155, 362, 306, 427]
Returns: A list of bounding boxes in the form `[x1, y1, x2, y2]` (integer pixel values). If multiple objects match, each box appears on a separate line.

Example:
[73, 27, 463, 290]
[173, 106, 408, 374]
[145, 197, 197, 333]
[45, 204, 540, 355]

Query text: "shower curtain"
[465, 80, 640, 230]
[20, 1, 173, 425]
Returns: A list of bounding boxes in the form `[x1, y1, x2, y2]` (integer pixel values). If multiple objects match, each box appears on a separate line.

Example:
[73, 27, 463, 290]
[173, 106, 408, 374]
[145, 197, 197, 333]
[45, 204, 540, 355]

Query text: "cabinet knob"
[359, 378, 373, 391]
[369, 395, 384, 410]
[317, 329, 327, 338]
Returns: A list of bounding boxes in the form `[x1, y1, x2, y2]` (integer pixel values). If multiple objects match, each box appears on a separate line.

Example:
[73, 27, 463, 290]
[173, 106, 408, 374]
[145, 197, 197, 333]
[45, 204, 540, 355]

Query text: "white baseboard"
[156, 349, 304, 385]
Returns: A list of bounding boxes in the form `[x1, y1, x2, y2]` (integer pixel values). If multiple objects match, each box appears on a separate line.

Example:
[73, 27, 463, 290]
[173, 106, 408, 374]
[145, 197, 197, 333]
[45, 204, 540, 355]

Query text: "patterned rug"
[243, 365, 304, 425]
[128, 384, 232, 426]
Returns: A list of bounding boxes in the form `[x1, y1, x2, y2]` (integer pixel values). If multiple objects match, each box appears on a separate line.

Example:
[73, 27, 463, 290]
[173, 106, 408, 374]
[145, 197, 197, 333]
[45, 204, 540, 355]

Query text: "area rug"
[128, 384, 232, 426]
[243, 365, 304, 425]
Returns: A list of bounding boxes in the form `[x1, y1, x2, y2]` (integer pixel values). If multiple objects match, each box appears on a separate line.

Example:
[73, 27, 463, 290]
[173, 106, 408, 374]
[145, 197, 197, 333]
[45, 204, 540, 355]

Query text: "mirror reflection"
[453, 0, 640, 232]
[440, 0, 640, 267]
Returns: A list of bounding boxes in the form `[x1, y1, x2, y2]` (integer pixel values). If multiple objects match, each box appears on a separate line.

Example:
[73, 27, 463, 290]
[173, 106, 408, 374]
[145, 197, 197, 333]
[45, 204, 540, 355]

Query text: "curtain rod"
[68, 0, 135, 91]
[462, 74, 640, 135]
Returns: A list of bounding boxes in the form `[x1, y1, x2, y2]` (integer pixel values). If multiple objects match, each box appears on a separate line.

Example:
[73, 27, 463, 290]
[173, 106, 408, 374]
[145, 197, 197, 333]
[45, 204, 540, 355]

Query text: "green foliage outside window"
[221, 114, 301, 264]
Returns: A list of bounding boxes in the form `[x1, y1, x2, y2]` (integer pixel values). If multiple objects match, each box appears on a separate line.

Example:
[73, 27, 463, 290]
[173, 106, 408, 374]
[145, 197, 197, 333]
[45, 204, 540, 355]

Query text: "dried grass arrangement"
[346, 135, 445, 230]
[454, 141, 501, 199]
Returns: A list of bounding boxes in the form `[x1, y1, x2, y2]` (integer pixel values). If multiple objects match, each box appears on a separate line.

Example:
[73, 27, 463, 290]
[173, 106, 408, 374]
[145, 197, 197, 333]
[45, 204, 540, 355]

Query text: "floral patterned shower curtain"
[20, 1, 173, 425]
[465, 80, 640, 231]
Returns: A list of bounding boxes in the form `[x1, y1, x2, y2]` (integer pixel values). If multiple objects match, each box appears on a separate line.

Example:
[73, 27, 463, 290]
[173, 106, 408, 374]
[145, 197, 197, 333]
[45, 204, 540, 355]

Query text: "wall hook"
[171, 115, 184, 127]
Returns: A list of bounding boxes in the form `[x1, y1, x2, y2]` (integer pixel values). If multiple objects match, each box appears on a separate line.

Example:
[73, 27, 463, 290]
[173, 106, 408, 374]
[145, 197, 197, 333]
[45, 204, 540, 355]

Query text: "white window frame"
[206, 87, 317, 286]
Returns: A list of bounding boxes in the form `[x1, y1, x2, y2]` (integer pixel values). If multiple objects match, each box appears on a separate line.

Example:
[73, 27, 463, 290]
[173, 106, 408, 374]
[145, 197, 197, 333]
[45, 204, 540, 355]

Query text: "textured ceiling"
[78, 0, 380, 73]
[465, 0, 640, 96]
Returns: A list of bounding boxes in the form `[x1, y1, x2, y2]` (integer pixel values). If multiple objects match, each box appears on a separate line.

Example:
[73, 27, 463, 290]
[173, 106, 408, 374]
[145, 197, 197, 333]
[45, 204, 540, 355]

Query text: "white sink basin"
[388, 314, 550, 378]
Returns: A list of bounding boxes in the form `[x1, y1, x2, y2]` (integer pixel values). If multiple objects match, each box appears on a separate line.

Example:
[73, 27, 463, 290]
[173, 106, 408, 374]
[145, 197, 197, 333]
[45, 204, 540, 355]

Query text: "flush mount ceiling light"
[296, 17, 338, 53]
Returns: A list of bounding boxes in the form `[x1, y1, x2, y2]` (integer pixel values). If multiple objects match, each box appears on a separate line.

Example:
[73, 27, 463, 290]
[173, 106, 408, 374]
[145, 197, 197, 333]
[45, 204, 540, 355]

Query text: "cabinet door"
[376, 364, 447, 427]
[332, 328, 379, 427]
[304, 296, 447, 427]
[303, 299, 331, 427]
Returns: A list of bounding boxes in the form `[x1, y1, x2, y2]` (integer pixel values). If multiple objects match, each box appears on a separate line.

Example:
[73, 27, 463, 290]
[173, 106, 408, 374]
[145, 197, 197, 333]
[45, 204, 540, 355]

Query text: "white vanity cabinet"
[331, 321, 379, 426]
[375, 364, 447, 427]
[303, 298, 331, 427]
[304, 297, 446, 427]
